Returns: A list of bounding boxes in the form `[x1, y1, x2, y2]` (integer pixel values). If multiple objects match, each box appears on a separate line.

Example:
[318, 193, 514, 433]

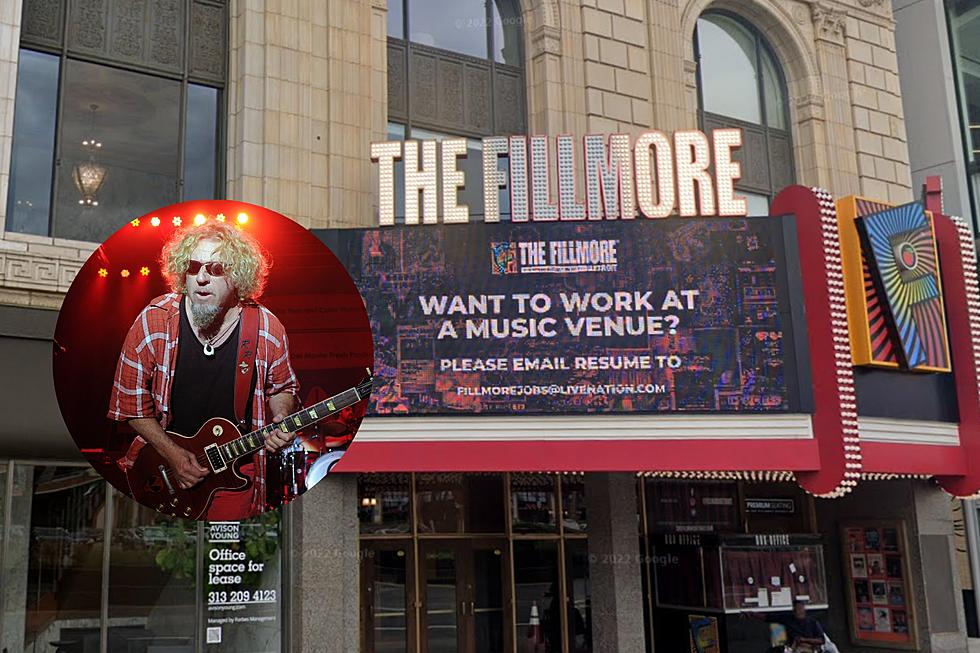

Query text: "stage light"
[216, 213, 226, 223]
[140, 266, 150, 276]
[97, 268, 108, 278]
[120, 269, 130, 278]
[172, 216, 182, 226]
[237, 212, 249, 224]
[194, 213, 206, 225]
[130, 219, 140, 227]
[150, 217, 160, 227]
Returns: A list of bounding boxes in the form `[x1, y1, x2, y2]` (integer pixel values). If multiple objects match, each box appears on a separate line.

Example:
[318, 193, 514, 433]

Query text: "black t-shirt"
[167, 299, 243, 437]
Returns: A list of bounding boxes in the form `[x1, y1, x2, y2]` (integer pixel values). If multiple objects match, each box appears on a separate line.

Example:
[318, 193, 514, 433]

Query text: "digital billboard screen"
[319, 217, 811, 416]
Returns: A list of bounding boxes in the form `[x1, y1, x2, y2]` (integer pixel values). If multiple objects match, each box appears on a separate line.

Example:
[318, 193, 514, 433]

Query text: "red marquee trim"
[771, 186, 858, 497]
[934, 214, 980, 497]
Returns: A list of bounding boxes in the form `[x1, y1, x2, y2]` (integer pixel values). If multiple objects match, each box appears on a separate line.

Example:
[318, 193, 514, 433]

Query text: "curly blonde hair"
[161, 222, 270, 301]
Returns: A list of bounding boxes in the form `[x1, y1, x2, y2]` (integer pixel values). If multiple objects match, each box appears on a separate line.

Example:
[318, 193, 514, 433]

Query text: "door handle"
[469, 601, 475, 614]
[461, 600, 467, 615]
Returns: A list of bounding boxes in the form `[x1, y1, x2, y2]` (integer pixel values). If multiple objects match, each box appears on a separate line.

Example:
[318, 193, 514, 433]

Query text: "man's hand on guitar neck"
[265, 391, 299, 453]
[128, 417, 209, 489]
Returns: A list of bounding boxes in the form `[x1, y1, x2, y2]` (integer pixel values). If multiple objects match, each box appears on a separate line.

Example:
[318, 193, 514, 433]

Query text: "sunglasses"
[186, 260, 226, 276]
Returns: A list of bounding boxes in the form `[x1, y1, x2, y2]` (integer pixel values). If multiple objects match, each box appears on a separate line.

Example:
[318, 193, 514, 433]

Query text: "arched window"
[695, 12, 794, 215]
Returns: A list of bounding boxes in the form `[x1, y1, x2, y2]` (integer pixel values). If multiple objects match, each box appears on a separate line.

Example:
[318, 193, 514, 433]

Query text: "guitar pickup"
[204, 443, 227, 473]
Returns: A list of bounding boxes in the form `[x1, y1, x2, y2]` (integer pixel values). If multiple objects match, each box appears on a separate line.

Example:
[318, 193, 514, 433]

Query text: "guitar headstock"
[356, 368, 374, 398]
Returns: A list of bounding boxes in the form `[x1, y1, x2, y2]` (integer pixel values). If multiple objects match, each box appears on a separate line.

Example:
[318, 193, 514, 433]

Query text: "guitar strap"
[235, 303, 260, 429]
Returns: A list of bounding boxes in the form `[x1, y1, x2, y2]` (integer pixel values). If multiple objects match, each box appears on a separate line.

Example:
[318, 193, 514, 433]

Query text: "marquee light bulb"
[237, 212, 249, 224]
[150, 216, 160, 227]
[97, 268, 108, 278]
[194, 214, 206, 225]
[120, 269, 130, 278]
[216, 213, 226, 223]
[140, 266, 150, 276]
[130, 219, 140, 227]
[172, 216, 182, 226]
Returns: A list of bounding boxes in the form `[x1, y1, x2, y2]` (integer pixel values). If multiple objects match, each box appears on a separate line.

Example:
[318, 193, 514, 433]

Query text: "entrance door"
[362, 541, 414, 653]
[420, 540, 511, 653]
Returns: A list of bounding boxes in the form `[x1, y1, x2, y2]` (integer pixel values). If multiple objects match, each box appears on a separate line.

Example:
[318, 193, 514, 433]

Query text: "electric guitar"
[127, 373, 373, 519]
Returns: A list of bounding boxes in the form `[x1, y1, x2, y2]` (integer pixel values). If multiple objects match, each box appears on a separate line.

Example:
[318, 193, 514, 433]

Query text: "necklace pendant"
[203, 342, 215, 357]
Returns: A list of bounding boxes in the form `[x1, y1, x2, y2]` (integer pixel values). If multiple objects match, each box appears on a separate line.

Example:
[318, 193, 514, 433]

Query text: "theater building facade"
[0, 0, 979, 653]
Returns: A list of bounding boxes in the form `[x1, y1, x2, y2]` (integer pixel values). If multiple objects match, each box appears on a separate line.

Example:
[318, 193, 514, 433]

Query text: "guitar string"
[155, 384, 370, 483]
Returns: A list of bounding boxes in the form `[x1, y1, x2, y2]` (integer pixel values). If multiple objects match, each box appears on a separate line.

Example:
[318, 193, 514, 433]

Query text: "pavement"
[970, 638, 980, 653]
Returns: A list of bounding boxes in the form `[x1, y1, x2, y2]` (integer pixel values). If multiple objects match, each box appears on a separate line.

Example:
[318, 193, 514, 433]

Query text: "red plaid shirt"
[108, 293, 299, 516]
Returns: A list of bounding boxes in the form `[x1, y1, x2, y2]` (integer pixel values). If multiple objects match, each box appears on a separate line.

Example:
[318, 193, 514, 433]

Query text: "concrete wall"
[892, 0, 973, 223]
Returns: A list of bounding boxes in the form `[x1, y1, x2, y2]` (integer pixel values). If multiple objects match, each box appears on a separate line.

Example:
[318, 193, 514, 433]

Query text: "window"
[0, 462, 285, 653]
[694, 12, 795, 213]
[6, 0, 227, 242]
[948, 0, 980, 229]
[387, 0, 526, 142]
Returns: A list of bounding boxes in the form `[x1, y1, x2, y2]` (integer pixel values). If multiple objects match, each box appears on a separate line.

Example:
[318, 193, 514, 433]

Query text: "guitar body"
[127, 417, 252, 519]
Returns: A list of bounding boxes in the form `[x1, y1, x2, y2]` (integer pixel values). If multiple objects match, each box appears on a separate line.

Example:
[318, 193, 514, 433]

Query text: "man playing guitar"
[108, 220, 299, 520]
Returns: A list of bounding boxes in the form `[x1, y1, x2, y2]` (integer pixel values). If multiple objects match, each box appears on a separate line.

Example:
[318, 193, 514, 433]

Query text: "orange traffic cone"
[526, 600, 544, 652]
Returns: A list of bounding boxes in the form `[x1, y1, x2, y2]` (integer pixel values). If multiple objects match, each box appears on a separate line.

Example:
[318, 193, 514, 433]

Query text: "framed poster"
[841, 522, 918, 649]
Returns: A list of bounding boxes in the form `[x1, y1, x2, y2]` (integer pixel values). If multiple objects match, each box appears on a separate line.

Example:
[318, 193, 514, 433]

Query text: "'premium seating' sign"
[371, 130, 748, 226]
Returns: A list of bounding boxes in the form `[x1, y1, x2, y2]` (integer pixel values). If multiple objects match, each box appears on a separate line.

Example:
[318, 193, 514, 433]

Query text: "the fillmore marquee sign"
[371, 129, 749, 225]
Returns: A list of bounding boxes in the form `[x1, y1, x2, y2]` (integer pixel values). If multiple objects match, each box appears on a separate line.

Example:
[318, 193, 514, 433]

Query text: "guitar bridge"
[204, 443, 227, 473]
[159, 465, 176, 496]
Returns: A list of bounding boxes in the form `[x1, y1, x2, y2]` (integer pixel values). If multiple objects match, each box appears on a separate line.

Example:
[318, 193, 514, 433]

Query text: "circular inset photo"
[53, 201, 374, 520]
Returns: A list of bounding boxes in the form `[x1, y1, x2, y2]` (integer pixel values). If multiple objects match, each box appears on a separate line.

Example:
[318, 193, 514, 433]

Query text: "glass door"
[362, 541, 413, 653]
[420, 540, 511, 653]
[421, 542, 462, 653]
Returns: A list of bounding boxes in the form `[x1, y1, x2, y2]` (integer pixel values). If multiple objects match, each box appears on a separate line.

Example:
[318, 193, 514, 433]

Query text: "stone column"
[584, 472, 646, 652]
[287, 473, 360, 653]
[226, 0, 385, 228]
[815, 479, 968, 653]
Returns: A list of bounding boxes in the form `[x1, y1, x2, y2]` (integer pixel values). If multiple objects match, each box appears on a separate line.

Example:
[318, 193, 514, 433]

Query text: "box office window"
[7, 0, 226, 241]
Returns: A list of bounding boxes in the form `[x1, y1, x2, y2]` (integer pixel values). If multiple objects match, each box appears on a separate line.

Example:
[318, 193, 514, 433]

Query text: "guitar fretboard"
[217, 387, 363, 463]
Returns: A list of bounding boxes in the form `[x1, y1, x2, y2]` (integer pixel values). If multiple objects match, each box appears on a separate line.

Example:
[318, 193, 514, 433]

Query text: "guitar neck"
[215, 386, 364, 463]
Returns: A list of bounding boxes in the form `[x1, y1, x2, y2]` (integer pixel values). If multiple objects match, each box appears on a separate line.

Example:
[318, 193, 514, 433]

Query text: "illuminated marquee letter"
[482, 137, 509, 223]
[584, 134, 635, 220]
[557, 135, 586, 220]
[530, 136, 559, 221]
[441, 138, 469, 224]
[509, 136, 529, 222]
[713, 128, 748, 217]
[674, 131, 715, 217]
[404, 139, 438, 225]
[371, 141, 402, 226]
[634, 131, 674, 219]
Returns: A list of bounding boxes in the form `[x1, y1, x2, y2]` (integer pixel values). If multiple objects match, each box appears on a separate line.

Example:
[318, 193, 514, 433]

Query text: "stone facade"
[0, 0, 916, 310]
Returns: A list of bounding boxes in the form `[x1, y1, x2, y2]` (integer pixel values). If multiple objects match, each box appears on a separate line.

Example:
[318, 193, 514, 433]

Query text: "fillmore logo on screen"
[491, 239, 619, 274]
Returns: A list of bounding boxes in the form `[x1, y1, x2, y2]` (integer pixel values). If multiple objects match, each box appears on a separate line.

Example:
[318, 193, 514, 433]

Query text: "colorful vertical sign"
[837, 198, 950, 372]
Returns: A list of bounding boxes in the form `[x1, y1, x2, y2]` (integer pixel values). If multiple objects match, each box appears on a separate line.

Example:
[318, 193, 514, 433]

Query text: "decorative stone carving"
[22, 0, 63, 47]
[151, 0, 182, 68]
[529, 24, 561, 58]
[858, 0, 885, 7]
[190, 1, 223, 79]
[811, 4, 846, 44]
[110, 0, 145, 60]
[70, 0, 107, 52]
